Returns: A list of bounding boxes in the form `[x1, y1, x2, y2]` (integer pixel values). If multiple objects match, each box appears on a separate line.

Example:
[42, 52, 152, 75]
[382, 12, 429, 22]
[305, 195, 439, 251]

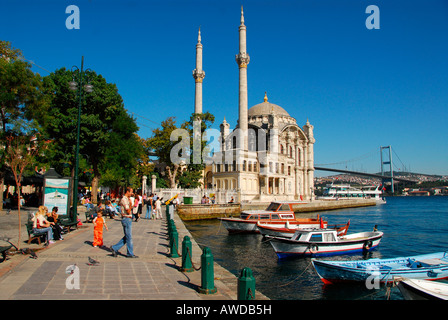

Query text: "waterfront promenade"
[0, 206, 268, 300]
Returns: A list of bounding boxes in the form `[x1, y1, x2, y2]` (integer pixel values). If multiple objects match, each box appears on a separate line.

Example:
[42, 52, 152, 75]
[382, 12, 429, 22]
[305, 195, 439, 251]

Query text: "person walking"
[92, 209, 108, 247]
[144, 193, 153, 219]
[154, 197, 162, 220]
[110, 187, 138, 258]
[136, 192, 142, 222]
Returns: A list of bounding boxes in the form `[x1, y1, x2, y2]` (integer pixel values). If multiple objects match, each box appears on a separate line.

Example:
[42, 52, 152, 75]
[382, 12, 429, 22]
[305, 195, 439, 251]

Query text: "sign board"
[43, 178, 71, 215]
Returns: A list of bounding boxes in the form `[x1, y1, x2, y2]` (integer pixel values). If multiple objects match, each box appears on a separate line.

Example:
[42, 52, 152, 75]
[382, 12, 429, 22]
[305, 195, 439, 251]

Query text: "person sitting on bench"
[32, 206, 55, 245]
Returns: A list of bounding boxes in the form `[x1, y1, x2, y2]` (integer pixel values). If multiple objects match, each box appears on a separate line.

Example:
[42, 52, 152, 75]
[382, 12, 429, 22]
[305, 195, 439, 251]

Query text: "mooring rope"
[279, 261, 313, 287]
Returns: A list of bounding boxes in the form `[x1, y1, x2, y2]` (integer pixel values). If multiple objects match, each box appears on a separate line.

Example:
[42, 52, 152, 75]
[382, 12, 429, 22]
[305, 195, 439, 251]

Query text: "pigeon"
[66, 264, 77, 274]
[29, 249, 38, 259]
[21, 248, 37, 259]
[87, 256, 100, 266]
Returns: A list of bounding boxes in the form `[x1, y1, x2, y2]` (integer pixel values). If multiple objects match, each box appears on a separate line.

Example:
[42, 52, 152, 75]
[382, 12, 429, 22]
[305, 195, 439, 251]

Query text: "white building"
[197, 7, 315, 202]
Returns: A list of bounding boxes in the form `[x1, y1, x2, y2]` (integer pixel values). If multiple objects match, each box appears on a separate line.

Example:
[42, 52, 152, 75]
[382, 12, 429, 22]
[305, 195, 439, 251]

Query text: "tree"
[4, 134, 41, 249]
[147, 117, 182, 188]
[0, 40, 48, 210]
[41, 68, 142, 202]
[179, 112, 215, 188]
[147, 112, 215, 189]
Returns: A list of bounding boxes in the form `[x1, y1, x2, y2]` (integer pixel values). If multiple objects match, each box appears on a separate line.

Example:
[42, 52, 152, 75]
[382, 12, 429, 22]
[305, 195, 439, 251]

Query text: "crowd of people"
[26, 188, 170, 258]
[81, 191, 165, 222]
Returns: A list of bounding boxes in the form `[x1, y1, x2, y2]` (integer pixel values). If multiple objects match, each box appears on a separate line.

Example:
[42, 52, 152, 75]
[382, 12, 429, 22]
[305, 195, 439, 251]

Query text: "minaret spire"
[193, 27, 205, 114]
[236, 6, 250, 151]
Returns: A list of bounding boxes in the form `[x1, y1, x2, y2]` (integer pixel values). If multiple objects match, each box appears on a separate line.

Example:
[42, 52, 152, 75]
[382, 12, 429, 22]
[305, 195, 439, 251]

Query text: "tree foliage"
[146, 112, 215, 189]
[0, 40, 48, 209]
[41, 67, 143, 199]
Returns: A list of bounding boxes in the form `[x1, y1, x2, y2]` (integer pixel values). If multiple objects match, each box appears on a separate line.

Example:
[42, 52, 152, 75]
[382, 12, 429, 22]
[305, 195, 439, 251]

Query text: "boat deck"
[418, 258, 448, 266]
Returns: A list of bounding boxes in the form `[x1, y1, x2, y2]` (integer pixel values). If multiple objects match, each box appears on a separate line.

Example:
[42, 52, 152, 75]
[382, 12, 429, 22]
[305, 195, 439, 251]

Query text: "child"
[92, 209, 108, 247]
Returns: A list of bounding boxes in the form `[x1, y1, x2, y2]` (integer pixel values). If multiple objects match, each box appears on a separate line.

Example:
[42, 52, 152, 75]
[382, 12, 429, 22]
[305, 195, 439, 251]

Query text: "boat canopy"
[292, 229, 338, 242]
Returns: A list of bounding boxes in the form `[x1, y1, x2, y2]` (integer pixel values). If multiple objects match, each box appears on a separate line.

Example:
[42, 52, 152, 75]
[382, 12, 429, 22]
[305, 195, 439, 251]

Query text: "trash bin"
[184, 197, 193, 204]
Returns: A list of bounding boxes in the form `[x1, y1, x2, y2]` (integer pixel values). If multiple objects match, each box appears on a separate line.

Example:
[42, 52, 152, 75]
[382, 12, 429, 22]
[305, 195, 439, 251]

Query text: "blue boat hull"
[312, 252, 448, 284]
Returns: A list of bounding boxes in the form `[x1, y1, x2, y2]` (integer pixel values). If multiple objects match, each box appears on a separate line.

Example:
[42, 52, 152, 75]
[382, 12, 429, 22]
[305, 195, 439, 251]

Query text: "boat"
[395, 277, 448, 300]
[266, 227, 382, 259]
[219, 201, 325, 233]
[312, 251, 448, 285]
[257, 220, 350, 239]
[318, 183, 386, 204]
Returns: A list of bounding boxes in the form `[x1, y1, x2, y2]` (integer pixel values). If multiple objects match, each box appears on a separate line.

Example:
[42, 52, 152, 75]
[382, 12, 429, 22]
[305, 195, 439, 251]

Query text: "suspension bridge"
[314, 146, 413, 192]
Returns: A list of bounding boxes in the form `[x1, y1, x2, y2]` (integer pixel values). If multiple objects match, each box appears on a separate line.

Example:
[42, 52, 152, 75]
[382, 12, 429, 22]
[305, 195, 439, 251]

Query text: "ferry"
[219, 201, 327, 233]
[318, 184, 386, 203]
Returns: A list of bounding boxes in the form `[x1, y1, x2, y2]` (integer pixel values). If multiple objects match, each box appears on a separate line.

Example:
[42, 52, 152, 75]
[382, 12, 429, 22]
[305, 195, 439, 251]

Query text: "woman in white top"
[32, 206, 55, 245]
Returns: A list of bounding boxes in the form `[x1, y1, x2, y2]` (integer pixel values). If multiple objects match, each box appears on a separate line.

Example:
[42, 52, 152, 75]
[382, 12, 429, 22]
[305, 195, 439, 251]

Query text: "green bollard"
[168, 219, 175, 235]
[198, 247, 217, 294]
[169, 228, 180, 258]
[238, 267, 256, 300]
[165, 204, 170, 219]
[181, 236, 194, 272]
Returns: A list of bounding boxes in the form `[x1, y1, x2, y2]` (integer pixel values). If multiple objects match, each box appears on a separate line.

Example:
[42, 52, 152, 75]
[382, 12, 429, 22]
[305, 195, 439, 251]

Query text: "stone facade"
[200, 8, 315, 203]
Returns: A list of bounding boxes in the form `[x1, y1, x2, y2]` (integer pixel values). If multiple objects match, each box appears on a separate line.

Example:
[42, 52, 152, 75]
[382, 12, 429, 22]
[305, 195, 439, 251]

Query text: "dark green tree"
[0, 40, 48, 209]
[41, 67, 142, 201]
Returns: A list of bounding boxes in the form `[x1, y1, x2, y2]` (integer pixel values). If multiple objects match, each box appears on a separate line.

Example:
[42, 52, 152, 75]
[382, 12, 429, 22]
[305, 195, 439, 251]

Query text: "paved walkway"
[0, 206, 268, 300]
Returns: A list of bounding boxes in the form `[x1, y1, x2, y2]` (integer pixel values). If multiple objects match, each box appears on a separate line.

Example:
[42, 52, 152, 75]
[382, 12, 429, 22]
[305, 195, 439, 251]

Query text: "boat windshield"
[240, 213, 251, 220]
[309, 232, 336, 242]
[266, 203, 280, 211]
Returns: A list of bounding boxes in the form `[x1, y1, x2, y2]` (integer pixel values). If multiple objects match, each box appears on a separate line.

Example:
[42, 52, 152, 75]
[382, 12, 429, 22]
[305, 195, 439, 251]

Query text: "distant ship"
[318, 184, 386, 204]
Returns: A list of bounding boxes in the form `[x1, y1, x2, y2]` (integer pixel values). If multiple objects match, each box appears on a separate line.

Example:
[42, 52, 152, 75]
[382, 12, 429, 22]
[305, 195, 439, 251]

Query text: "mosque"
[194, 7, 315, 202]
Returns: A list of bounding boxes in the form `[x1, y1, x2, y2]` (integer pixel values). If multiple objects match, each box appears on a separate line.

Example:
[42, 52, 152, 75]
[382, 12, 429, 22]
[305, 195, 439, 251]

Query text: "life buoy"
[363, 240, 373, 251]
[308, 243, 319, 254]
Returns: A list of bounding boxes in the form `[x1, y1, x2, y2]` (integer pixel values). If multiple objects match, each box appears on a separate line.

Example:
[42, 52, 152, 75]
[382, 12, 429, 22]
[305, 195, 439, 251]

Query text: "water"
[183, 196, 448, 300]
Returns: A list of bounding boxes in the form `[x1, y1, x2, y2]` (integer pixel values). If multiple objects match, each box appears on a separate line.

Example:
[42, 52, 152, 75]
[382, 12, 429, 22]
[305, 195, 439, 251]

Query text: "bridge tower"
[380, 146, 394, 193]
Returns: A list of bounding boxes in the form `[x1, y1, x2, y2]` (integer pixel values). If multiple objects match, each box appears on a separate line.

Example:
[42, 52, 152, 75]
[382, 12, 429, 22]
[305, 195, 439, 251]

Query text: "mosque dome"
[248, 92, 290, 117]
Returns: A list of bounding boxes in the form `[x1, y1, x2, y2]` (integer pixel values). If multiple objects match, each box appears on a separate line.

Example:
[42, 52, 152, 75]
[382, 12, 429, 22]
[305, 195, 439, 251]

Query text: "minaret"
[193, 27, 205, 114]
[235, 6, 250, 150]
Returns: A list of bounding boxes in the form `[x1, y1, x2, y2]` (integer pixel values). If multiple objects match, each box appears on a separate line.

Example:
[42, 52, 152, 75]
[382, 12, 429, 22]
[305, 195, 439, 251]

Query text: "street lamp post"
[69, 56, 92, 219]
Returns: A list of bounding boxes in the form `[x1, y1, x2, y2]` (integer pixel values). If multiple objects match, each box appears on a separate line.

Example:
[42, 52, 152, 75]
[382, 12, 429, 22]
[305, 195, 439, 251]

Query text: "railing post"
[169, 227, 179, 258]
[181, 236, 194, 272]
[238, 267, 256, 300]
[198, 247, 217, 294]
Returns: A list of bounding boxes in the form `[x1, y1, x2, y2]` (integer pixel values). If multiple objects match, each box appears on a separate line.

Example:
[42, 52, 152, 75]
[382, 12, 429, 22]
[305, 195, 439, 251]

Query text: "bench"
[26, 221, 46, 244]
[85, 208, 96, 223]
[0, 245, 12, 262]
[58, 216, 78, 233]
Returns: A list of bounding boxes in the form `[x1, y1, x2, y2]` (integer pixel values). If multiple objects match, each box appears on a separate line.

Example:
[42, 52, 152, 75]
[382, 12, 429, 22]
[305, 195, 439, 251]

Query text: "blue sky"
[2, 0, 447, 176]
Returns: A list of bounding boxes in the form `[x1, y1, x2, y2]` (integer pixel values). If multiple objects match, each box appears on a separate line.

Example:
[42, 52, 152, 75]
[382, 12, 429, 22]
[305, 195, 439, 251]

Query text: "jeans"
[33, 227, 54, 241]
[111, 217, 134, 256]
[145, 204, 152, 219]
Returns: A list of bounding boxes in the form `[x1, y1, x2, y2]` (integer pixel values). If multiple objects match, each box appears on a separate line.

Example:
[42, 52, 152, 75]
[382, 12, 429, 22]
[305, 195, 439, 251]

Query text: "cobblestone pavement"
[0, 206, 268, 300]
